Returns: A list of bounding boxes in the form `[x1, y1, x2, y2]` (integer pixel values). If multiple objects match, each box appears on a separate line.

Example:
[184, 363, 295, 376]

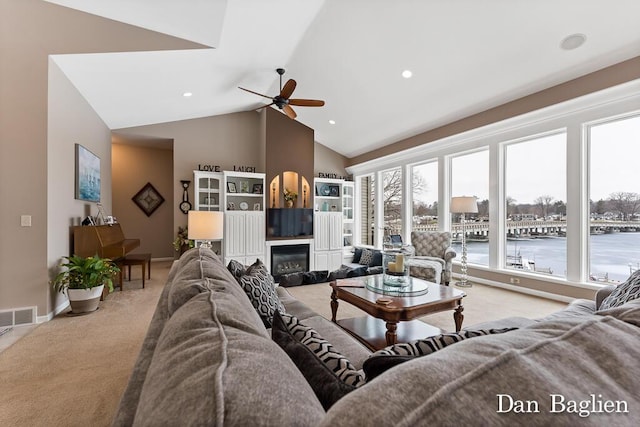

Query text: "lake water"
[451, 232, 640, 282]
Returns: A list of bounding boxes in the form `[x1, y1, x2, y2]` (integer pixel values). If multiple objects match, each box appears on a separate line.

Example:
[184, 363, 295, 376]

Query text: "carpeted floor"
[0, 261, 568, 426]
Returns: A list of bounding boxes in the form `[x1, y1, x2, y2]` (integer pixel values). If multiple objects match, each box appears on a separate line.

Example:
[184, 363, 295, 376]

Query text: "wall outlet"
[20, 215, 32, 227]
[510, 277, 520, 284]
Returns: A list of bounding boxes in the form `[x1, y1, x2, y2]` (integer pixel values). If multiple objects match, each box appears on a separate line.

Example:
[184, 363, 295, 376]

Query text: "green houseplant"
[51, 255, 120, 313]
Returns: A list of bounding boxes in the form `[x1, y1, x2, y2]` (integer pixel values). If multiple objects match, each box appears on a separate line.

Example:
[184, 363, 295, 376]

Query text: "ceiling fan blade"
[238, 86, 273, 100]
[283, 104, 297, 119]
[280, 79, 297, 99]
[255, 102, 275, 111]
[288, 99, 325, 107]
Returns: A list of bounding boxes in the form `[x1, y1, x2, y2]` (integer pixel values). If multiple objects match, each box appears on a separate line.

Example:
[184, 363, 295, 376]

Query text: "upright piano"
[72, 224, 140, 259]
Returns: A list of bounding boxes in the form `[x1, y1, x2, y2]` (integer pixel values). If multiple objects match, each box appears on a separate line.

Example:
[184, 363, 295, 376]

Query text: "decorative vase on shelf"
[286, 200, 294, 208]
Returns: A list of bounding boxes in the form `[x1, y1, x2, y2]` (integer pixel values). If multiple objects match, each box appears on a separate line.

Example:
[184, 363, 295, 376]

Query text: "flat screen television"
[267, 208, 313, 238]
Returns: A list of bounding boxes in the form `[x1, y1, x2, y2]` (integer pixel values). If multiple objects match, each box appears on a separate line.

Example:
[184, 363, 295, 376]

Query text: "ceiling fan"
[239, 68, 325, 120]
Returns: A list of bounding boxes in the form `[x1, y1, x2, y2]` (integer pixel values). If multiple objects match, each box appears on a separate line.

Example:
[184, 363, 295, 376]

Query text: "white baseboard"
[454, 274, 575, 303]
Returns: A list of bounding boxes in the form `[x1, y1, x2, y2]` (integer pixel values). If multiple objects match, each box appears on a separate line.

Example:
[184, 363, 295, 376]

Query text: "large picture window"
[382, 167, 403, 237]
[451, 150, 489, 266]
[411, 161, 438, 231]
[504, 132, 566, 277]
[589, 114, 640, 283]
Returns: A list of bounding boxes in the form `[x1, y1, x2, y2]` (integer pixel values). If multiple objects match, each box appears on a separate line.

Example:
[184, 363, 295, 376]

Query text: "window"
[589, 114, 640, 282]
[382, 167, 402, 238]
[504, 132, 566, 277]
[451, 150, 489, 266]
[358, 175, 375, 246]
[411, 161, 438, 231]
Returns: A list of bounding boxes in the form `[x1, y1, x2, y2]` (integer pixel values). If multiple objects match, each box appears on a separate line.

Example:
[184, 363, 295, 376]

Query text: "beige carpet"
[0, 262, 568, 426]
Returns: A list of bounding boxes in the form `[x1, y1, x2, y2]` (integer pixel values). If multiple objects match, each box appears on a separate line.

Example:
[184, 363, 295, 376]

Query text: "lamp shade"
[188, 211, 224, 241]
[450, 196, 478, 214]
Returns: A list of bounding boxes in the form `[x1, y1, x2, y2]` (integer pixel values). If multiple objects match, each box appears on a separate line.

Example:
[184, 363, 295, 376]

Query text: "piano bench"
[119, 253, 151, 289]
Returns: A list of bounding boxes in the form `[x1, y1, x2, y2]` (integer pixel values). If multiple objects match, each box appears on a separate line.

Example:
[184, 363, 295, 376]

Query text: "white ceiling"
[48, 0, 640, 158]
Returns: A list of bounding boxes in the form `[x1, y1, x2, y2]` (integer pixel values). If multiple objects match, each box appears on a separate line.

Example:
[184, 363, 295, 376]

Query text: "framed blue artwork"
[75, 144, 101, 202]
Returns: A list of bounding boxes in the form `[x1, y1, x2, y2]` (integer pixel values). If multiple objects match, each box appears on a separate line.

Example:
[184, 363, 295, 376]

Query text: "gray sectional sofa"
[113, 248, 640, 426]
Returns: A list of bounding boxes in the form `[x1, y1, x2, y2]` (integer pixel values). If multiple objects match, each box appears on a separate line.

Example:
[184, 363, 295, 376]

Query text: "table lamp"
[450, 196, 478, 287]
[188, 211, 224, 249]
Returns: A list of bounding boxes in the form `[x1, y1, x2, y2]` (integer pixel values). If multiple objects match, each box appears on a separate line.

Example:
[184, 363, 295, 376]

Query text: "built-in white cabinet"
[224, 211, 265, 266]
[222, 171, 266, 266]
[193, 171, 223, 255]
[194, 171, 223, 212]
[313, 212, 343, 271]
[342, 181, 355, 253]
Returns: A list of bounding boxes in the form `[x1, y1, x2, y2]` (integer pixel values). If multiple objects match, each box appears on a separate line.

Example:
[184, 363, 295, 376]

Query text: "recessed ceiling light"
[402, 70, 413, 79]
[560, 33, 586, 50]
[183, 92, 193, 97]
[329, 120, 336, 125]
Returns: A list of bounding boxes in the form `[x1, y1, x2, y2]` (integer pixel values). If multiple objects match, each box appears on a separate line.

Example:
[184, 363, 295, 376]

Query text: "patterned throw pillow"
[227, 259, 246, 282]
[272, 311, 365, 409]
[363, 328, 516, 381]
[600, 270, 640, 310]
[237, 259, 285, 328]
[359, 248, 374, 266]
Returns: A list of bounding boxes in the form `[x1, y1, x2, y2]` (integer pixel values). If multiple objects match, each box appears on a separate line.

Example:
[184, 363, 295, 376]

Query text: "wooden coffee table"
[330, 275, 466, 351]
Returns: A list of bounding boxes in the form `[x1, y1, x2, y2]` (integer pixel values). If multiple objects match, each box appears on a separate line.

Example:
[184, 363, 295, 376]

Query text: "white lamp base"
[455, 280, 473, 288]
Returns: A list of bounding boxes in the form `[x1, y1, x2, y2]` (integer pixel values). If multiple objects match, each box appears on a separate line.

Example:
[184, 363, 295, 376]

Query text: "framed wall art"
[75, 144, 101, 202]
[132, 182, 165, 217]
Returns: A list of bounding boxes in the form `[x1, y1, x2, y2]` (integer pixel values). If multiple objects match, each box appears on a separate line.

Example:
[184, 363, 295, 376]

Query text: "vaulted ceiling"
[46, 0, 640, 158]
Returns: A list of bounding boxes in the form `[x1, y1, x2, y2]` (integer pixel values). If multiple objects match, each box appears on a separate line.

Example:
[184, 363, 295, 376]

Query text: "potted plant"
[172, 225, 193, 256]
[51, 255, 120, 314]
[284, 188, 298, 208]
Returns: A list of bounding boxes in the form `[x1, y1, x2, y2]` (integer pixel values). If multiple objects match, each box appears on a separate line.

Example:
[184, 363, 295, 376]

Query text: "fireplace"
[270, 244, 310, 282]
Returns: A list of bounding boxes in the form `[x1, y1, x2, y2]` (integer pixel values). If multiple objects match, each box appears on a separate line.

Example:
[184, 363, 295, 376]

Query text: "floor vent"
[0, 307, 36, 327]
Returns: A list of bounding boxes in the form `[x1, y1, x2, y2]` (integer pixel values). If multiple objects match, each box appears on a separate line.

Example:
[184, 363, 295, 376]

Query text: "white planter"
[67, 285, 104, 314]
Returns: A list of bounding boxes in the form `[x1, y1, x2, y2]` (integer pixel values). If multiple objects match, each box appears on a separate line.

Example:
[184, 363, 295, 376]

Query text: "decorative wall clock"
[179, 180, 192, 214]
[132, 182, 165, 217]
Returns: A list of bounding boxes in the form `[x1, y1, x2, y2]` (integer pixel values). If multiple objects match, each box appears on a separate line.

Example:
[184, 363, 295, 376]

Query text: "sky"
[413, 114, 640, 205]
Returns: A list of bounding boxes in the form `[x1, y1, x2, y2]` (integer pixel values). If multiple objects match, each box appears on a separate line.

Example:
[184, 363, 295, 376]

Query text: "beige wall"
[0, 0, 208, 318]
[115, 112, 264, 234]
[47, 61, 114, 313]
[112, 143, 174, 259]
[314, 142, 349, 178]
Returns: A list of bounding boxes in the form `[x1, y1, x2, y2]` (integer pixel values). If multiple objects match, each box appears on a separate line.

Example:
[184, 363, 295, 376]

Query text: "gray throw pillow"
[600, 270, 640, 310]
[272, 312, 365, 409]
[238, 259, 285, 328]
[363, 328, 517, 381]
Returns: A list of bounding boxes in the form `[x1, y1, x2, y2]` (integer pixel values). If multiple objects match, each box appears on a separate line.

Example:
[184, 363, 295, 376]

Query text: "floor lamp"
[188, 211, 224, 250]
[451, 196, 478, 287]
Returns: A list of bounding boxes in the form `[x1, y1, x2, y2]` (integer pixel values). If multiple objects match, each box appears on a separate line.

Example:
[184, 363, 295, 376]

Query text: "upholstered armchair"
[408, 231, 457, 285]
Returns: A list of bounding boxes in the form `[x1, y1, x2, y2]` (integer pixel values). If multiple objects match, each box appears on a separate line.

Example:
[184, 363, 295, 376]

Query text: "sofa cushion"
[363, 328, 517, 380]
[135, 279, 325, 426]
[370, 250, 383, 267]
[321, 315, 640, 426]
[272, 312, 365, 410]
[167, 248, 238, 316]
[237, 259, 285, 328]
[600, 270, 640, 310]
[352, 247, 363, 264]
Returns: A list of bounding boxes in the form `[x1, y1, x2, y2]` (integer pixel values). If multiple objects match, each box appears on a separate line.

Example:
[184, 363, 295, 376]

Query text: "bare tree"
[506, 196, 517, 218]
[608, 192, 640, 220]
[383, 168, 428, 223]
[534, 195, 554, 219]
